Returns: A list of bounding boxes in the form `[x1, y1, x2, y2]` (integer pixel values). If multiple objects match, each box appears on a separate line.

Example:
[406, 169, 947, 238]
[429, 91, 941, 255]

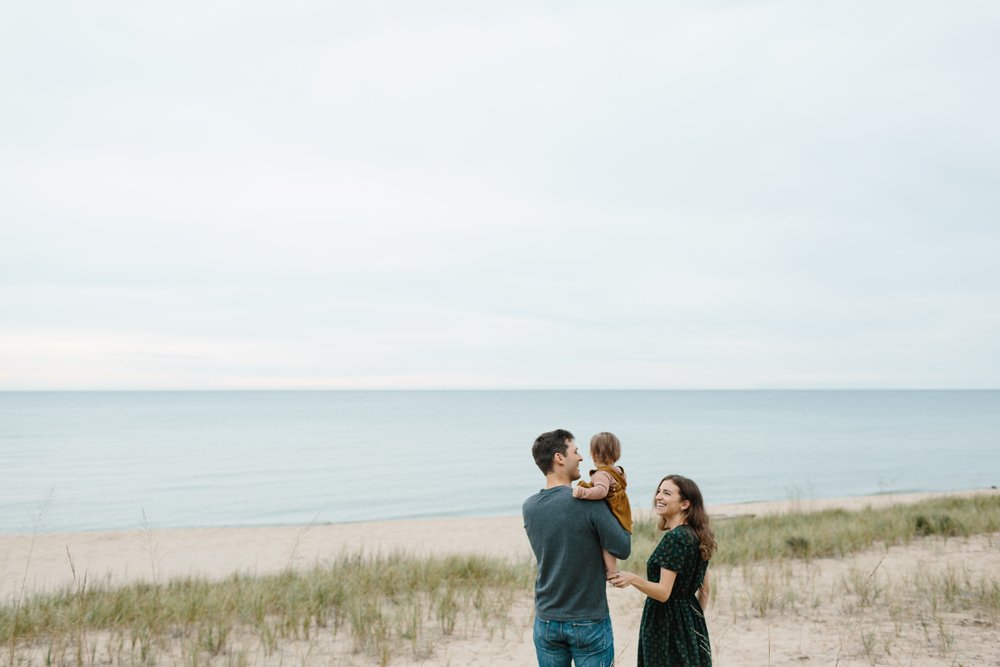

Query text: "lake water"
[1, 390, 998, 533]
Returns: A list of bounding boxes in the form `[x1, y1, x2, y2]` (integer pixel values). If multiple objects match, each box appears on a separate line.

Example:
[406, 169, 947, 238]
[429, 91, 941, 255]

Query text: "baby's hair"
[589, 432, 621, 464]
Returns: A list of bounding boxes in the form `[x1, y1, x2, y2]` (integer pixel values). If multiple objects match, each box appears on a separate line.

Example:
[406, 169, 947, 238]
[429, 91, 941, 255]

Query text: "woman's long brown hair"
[658, 474, 717, 561]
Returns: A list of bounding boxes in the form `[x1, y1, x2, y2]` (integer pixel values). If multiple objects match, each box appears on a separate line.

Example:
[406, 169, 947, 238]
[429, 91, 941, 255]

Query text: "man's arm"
[591, 503, 631, 559]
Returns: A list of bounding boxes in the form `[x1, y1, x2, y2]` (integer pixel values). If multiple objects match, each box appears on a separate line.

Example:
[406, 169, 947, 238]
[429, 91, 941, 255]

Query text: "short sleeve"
[650, 528, 692, 573]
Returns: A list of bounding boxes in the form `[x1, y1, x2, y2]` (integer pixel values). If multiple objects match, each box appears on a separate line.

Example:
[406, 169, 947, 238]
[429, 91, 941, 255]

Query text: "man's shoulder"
[523, 486, 569, 507]
[522, 491, 540, 513]
[523, 486, 583, 519]
[521, 488, 548, 515]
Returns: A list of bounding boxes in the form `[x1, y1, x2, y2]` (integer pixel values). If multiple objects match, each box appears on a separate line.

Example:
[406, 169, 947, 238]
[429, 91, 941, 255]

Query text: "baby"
[573, 431, 633, 576]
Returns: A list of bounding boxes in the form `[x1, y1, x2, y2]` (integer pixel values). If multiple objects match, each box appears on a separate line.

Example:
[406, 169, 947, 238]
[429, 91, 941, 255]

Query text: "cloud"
[1, 1, 998, 388]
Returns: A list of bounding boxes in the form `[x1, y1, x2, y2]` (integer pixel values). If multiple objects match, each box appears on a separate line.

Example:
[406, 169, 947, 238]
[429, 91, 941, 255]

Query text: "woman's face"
[654, 479, 689, 519]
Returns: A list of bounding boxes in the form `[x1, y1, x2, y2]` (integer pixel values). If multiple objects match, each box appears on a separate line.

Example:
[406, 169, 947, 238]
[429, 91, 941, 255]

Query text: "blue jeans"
[533, 616, 615, 667]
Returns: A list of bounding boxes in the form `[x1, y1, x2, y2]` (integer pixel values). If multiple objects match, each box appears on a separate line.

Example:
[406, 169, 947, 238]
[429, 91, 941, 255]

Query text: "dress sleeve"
[650, 528, 692, 573]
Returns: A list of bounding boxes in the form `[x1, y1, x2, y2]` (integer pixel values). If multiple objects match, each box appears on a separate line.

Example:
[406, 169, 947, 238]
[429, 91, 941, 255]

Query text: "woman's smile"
[653, 480, 686, 519]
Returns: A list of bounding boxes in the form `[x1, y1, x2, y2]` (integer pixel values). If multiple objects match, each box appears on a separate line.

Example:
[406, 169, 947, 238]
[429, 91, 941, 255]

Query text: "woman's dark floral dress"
[637, 525, 711, 666]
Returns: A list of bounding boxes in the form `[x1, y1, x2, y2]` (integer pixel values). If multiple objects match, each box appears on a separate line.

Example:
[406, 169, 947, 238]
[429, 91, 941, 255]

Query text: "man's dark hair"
[532, 429, 574, 474]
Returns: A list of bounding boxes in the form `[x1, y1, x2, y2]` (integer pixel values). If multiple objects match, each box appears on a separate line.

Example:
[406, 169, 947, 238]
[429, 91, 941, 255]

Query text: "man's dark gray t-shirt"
[522, 485, 632, 621]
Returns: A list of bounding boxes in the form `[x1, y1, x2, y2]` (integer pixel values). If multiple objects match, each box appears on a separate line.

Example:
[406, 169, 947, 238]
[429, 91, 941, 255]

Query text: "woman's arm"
[697, 570, 710, 610]
[609, 568, 677, 603]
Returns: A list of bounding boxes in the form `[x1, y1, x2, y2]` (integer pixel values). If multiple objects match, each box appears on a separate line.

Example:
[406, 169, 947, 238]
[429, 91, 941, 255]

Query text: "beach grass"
[626, 492, 1000, 569]
[3, 552, 530, 666]
[3, 493, 999, 665]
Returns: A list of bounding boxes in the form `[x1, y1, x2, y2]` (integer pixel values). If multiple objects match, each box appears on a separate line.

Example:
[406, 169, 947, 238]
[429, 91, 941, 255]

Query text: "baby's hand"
[573, 485, 586, 498]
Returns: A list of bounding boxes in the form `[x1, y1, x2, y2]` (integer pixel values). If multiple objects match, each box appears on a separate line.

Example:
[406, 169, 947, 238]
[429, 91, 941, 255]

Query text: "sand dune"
[3, 488, 998, 666]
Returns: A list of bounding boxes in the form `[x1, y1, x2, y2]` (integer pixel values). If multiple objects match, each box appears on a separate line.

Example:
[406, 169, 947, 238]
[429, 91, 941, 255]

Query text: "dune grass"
[3, 492, 999, 665]
[626, 492, 1000, 569]
[3, 552, 530, 666]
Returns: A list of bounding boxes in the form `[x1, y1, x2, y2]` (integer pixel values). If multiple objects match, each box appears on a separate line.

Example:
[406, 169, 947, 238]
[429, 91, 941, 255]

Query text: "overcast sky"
[1, 1, 998, 390]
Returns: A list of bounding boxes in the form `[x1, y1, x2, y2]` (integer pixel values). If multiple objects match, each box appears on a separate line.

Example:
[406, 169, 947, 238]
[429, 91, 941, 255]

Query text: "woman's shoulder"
[652, 525, 701, 568]
[662, 524, 698, 546]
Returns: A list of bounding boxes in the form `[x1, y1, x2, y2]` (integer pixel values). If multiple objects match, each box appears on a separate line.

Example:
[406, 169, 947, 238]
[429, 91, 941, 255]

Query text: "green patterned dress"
[637, 525, 712, 666]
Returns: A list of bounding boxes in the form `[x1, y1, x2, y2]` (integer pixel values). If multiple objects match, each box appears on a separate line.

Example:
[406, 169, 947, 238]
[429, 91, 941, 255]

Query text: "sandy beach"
[3, 488, 999, 666]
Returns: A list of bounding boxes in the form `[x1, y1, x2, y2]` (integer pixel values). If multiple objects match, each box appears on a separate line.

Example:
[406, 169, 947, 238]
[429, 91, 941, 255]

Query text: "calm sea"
[1, 391, 997, 533]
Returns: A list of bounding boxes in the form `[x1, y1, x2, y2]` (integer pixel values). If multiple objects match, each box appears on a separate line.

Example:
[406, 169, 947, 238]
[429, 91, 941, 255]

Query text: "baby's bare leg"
[602, 549, 618, 577]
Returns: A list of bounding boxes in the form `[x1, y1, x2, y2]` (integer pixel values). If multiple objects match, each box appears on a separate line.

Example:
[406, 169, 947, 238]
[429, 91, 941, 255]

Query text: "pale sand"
[3, 488, 998, 665]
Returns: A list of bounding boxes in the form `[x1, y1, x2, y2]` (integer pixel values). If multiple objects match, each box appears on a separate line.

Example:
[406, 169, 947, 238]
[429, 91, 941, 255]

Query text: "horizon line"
[2, 387, 998, 393]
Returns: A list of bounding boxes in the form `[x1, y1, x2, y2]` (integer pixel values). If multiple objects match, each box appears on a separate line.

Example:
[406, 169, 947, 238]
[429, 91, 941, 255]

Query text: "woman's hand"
[609, 567, 677, 602]
[608, 571, 638, 588]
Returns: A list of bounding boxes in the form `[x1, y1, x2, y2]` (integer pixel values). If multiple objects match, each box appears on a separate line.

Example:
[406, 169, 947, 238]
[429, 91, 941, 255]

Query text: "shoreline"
[2, 487, 996, 601]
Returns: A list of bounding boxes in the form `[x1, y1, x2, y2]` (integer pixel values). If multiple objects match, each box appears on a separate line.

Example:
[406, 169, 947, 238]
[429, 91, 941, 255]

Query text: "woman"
[609, 474, 716, 666]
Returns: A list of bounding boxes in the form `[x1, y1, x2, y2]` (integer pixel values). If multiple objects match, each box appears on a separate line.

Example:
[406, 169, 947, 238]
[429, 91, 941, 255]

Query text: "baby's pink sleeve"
[576, 470, 614, 500]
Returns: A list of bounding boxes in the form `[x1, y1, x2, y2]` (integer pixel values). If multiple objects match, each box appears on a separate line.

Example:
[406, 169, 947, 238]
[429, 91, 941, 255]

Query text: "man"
[523, 429, 632, 667]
